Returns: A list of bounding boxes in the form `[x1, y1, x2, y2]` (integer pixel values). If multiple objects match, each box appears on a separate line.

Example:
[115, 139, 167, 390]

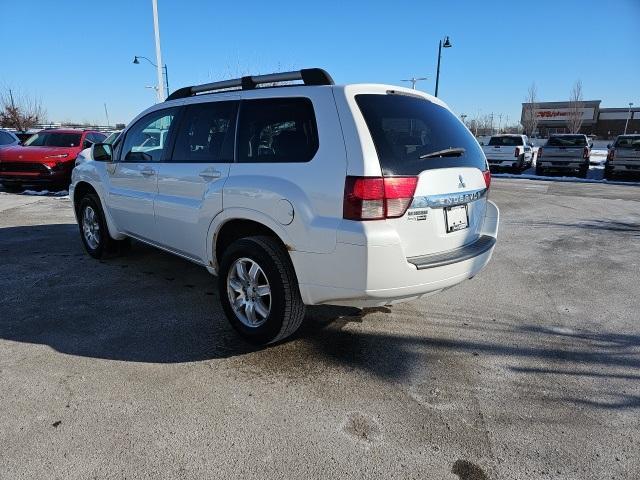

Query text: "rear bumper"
[607, 162, 640, 173]
[293, 200, 499, 307]
[538, 158, 586, 170]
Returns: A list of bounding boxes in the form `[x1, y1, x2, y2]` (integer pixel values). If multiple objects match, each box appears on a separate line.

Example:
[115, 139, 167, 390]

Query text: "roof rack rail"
[166, 68, 334, 101]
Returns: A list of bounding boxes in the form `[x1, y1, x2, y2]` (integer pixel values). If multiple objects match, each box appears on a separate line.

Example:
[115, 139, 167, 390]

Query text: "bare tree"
[0, 88, 46, 131]
[521, 83, 539, 136]
[567, 80, 584, 134]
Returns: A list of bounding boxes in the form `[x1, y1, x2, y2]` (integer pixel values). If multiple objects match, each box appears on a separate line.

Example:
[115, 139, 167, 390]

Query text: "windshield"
[104, 131, 122, 145]
[547, 136, 587, 147]
[355, 94, 486, 175]
[24, 132, 82, 147]
[614, 136, 640, 149]
[488, 136, 523, 146]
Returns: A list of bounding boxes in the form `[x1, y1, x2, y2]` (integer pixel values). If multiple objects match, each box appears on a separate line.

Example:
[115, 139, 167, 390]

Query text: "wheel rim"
[82, 205, 101, 250]
[226, 257, 271, 328]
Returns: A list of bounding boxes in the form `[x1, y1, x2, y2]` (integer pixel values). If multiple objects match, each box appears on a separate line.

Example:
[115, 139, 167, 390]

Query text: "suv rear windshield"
[488, 136, 523, 146]
[24, 132, 82, 147]
[614, 136, 640, 149]
[547, 136, 587, 147]
[355, 94, 486, 175]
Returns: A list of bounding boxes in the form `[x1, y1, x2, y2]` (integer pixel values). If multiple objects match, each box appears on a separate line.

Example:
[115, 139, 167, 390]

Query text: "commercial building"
[521, 101, 639, 138]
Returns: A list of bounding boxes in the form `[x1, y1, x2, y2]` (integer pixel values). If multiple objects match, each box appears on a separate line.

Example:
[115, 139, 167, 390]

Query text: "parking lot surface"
[1, 179, 639, 479]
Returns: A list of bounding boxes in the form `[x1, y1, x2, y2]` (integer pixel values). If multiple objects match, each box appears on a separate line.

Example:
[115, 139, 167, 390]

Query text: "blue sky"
[1, 0, 638, 126]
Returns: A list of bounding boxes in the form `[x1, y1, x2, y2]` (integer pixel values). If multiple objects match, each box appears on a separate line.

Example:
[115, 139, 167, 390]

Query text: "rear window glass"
[237, 98, 318, 163]
[547, 136, 587, 147]
[614, 136, 640, 149]
[24, 132, 82, 147]
[488, 136, 523, 146]
[355, 94, 486, 175]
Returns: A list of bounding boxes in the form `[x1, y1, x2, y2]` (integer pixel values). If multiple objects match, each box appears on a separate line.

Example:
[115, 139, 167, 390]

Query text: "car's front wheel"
[78, 194, 128, 259]
[218, 236, 305, 345]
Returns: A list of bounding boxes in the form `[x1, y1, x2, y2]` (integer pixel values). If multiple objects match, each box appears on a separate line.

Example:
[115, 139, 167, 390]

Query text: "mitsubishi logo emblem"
[458, 175, 466, 189]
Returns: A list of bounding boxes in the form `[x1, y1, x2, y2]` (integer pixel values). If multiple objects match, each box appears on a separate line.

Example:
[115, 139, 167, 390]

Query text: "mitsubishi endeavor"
[70, 68, 499, 345]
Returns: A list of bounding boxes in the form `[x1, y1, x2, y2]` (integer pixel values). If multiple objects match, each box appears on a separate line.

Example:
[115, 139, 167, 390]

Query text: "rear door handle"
[199, 168, 222, 180]
[140, 167, 156, 176]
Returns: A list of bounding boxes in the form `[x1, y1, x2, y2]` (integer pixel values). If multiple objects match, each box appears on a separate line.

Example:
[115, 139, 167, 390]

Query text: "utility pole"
[401, 77, 429, 90]
[624, 102, 634, 134]
[151, 0, 166, 101]
[498, 113, 503, 133]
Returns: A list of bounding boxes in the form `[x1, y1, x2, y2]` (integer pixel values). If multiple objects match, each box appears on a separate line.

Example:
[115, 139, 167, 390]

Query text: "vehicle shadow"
[1, 224, 639, 410]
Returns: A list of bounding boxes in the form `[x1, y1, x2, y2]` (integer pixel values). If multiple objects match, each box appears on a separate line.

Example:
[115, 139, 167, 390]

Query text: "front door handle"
[140, 167, 156, 176]
[199, 168, 222, 180]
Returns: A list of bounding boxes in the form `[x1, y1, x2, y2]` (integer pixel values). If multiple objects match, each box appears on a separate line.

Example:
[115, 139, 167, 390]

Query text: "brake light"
[343, 176, 418, 220]
[607, 149, 615, 161]
[483, 169, 491, 189]
[514, 147, 520, 158]
[537, 147, 543, 158]
[583, 147, 589, 159]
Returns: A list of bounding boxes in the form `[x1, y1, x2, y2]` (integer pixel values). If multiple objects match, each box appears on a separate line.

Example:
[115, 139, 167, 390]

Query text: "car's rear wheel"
[218, 236, 305, 345]
[78, 194, 127, 259]
[578, 165, 589, 178]
[535, 165, 545, 176]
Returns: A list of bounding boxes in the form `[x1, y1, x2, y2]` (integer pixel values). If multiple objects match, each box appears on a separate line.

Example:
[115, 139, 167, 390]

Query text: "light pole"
[434, 36, 452, 98]
[624, 102, 634, 134]
[151, 0, 165, 100]
[401, 76, 429, 90]
[133, 56, 169, 102]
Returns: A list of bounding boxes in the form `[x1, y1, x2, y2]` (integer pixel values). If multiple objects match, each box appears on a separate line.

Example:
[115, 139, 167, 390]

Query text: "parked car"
[76, 130, 121, 166]
[70, 68, 499, 345]
[482, 134, 533, 173]
[0, 129, 106, 190]
[536, 134, 592, 177]
[0, 129, 20, 149]
[604, 135, 640, 180]
[14, 131, 35, 144]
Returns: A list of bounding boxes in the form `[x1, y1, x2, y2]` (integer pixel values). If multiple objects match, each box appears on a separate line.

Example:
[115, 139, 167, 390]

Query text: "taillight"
[537, 147, 543, 158]
[483, 170, 491, 189]
[583, 147, 589, 159]
[343, 176, 418, 220]
[607, 149, 615, 161]
[514, 147, 520, 158]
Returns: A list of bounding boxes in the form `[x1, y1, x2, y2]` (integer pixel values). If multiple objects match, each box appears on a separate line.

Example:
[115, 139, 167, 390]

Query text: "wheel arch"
[72, 180, 124, 240]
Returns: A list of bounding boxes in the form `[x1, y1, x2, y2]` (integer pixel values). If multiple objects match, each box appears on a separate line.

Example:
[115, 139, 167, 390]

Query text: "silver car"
[605, 135, 640, 180]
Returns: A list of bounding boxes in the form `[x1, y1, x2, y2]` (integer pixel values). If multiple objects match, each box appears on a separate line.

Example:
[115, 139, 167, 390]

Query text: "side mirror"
[92, 143, 113, 162]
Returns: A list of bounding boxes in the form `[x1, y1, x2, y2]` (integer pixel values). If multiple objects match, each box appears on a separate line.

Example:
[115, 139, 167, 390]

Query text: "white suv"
[70, 68, 499, 344]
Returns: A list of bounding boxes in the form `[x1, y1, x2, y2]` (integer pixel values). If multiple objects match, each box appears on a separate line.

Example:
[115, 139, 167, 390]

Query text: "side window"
[0, 131, 14, 145]
[82, 134, 94, 149]
[93, 132, 106, 143]
[237, 98, 319, 163]
[121, 108, 178, 162]
[171, 101, 237, 163]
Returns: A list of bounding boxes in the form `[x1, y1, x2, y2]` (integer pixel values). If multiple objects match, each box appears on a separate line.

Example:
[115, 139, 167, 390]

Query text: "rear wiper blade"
[419, 147, 466, 159]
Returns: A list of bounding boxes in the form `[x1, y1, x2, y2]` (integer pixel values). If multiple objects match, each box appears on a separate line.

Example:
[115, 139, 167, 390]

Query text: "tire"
[78, 193, 122, 259]
[218, 235, 305, 345]
[578, 165, 588, 179]
[2, 182, 23, 193]
[535, 165, 545, 176]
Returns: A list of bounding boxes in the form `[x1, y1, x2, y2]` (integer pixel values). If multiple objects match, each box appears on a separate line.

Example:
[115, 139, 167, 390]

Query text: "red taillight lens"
[514, 147, 520, 158]
[607, 149, 615, 161]
[537, 147, 543, 158]
[483, 170, 491, 189]
[343, 176, 418, 220]
[583, 147, 589, 159]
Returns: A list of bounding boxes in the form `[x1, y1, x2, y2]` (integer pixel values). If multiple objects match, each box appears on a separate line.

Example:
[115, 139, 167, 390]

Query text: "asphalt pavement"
[0, 178, 639, 479]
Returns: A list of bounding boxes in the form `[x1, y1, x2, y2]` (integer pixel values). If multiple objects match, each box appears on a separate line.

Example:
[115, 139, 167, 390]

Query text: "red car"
[0, 129, 106, 190]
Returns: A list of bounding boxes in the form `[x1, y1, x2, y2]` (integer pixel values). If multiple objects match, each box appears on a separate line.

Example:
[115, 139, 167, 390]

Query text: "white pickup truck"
[481, 134, 534, 173]
[536, 134, 592, 178]
[604, 135, 640, 180]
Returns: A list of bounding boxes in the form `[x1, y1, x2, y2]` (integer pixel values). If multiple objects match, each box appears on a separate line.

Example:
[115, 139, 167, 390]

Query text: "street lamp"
[624, 102, 634, 134]
[434, 36, 452, 98]
[401, 76, 429, 90]
[133, 55, 169, 102]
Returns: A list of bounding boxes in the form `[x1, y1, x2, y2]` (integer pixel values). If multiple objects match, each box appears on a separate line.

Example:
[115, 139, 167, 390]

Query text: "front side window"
[24, 132, 82, 147]
[121, 108, 178, 162]
[172, 101, 237, 163]
[356, 93, 486, 175]
[237, 98, 319, 163]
